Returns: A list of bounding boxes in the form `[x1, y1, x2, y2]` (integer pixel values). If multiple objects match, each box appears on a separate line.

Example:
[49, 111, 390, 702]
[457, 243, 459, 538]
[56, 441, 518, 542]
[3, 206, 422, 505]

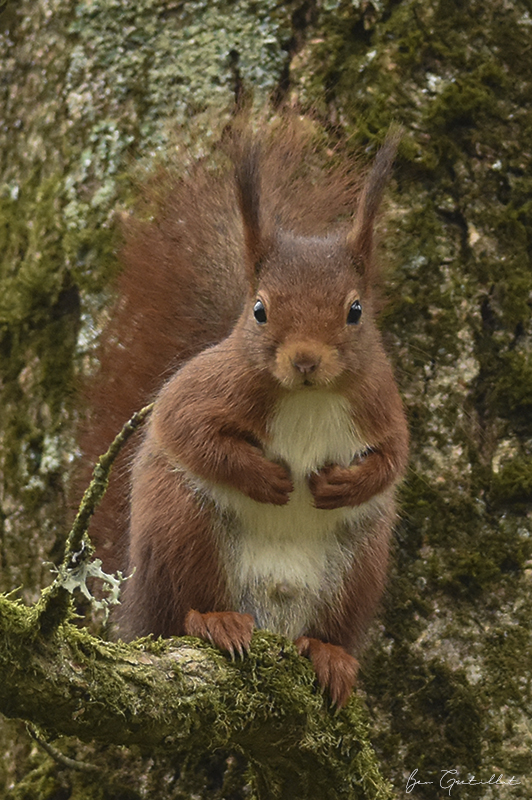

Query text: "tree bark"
[1, 0, 532, 797]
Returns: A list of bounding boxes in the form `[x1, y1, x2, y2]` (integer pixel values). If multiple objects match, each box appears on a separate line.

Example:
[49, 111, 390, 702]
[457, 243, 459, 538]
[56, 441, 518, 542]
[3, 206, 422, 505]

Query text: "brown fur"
[79, 119, 408, 708]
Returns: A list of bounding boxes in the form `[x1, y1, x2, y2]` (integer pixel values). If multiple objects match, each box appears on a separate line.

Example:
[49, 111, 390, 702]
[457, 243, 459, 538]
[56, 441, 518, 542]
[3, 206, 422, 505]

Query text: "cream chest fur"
[201, 390, 389, 639]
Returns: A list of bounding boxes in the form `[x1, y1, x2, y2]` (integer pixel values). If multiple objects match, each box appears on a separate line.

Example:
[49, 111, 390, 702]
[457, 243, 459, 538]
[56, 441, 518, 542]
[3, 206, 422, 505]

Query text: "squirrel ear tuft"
[232, 132, 272, 284]
[347, 125, 401, 270]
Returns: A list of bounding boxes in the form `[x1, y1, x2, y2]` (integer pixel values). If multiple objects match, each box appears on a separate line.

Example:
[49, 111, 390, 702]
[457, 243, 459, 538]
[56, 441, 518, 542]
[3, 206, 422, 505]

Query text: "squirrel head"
[233, 127, 400, 390]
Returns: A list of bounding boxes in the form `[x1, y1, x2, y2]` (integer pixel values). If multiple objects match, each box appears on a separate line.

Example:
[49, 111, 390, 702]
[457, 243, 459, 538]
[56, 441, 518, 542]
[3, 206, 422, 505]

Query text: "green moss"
[490, 454, 532, 509]
[442, 551, 502, 599]
[491, 351, 532, 434]
[3, 0, 532, 796]
[364, 647, 484, 787]
[6, 763, 65, 800]
[0, 170, 115, 516]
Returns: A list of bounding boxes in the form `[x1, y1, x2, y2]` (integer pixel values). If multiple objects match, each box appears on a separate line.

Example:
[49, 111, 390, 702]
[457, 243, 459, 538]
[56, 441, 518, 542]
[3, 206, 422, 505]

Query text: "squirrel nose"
[292, 354, 321, 374]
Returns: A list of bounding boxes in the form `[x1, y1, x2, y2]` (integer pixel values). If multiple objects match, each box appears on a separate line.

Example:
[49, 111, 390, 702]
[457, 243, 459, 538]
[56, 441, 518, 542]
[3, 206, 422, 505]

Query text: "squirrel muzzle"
[273, 339, 342, 388]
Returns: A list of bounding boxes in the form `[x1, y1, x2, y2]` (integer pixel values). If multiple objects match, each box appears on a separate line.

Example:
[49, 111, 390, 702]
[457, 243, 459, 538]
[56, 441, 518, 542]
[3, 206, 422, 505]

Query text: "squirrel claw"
[184, 610, 254, 658]
[295, 636, 359, 709]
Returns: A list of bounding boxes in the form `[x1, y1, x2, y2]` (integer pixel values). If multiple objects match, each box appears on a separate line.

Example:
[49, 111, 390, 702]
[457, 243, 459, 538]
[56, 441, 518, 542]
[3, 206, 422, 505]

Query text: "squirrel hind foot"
[295, 636, 359, 709]
[184, 609, 254, 660]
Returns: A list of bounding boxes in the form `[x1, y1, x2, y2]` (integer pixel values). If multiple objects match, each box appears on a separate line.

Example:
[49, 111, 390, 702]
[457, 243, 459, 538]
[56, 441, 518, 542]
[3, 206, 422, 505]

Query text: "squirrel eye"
[347, 300, 362, 325]
[253, 299, 267, 324]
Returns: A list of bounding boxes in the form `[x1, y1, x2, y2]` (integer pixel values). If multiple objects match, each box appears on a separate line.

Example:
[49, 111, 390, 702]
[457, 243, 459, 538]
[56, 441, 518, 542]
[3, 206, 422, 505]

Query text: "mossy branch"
[36, 403, 154, 635]
[0, 595, 392, 800]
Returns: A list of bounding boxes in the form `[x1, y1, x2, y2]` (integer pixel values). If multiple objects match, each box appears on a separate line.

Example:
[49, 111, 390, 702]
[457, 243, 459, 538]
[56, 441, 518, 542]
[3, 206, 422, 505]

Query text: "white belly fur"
[204, 390, 387, 638]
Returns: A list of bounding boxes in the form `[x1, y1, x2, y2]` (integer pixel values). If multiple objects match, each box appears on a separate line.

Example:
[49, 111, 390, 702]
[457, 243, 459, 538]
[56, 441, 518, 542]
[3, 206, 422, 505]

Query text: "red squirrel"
[83, 119, 409, 708]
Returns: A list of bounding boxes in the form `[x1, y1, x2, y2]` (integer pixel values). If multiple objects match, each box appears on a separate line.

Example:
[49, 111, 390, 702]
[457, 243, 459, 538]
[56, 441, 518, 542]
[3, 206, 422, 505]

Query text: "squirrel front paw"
[240, 460, 294, 505]
[309, 464, 361, 509]
[295, 636, 359, 708]
[184, 610, 254, 659]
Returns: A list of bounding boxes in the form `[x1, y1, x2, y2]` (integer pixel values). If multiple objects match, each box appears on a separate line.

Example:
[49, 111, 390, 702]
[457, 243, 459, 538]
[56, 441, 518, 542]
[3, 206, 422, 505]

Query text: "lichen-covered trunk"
[0, 0, 531, 798]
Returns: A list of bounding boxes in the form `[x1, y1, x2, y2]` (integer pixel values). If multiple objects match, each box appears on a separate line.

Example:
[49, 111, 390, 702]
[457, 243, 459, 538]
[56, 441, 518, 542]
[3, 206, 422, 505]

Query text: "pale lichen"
[1, 0, 532, 797]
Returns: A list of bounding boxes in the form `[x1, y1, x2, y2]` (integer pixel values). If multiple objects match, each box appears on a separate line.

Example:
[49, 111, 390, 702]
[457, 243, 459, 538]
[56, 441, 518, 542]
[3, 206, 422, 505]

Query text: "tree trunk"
[1, 0, 531, 797]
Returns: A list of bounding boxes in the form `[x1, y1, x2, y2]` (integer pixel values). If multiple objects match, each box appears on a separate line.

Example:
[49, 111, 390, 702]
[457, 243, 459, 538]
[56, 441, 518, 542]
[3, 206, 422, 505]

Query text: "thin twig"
[27, 724, 101, 773]
[35, 403, 154, 634]
[64, 402, 154, 565]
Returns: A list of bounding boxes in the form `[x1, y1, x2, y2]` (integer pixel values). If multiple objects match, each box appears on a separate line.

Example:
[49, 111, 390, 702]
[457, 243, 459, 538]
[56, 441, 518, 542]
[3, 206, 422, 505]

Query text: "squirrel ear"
[347, 126, 401, 271]
[233, 133, 271, 284]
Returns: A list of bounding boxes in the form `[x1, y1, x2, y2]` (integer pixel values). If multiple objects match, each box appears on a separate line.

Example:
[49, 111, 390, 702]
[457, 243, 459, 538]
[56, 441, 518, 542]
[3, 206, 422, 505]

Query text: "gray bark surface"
[1, 0, 531, 797]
